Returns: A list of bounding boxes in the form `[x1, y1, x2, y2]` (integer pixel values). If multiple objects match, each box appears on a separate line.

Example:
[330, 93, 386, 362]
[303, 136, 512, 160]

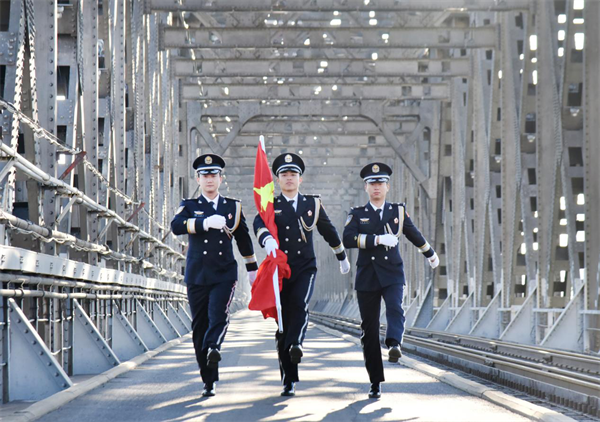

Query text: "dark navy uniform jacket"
[254, 193, 346, 279]
[343, 202, 435, 291]
[171, 195, 258, 285]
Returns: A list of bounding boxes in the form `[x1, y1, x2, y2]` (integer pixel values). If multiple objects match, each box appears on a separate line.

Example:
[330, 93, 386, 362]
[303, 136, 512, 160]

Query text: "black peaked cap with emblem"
[193, 154, 226, 175]
[272, 152, 305, 176]
[360, 162, 392, 183]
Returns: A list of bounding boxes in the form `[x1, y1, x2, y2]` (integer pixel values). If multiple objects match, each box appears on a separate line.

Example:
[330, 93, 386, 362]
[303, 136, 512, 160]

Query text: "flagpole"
[273, 267, 283, 333]
[260, 135, 284, 333]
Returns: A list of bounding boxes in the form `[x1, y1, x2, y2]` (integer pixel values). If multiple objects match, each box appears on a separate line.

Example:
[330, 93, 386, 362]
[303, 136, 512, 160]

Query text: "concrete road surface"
[36, 310, 529, 422]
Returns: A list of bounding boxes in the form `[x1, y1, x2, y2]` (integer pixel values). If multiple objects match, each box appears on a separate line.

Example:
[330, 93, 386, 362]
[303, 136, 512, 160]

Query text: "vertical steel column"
[536, 0, 564, 316]
[33, 0, 58, 256]
[0, 0, 26, 243]
[500, 11, 523, 311]
[584, 1, 600, 352]
[77, 0, 100, 265]
[471, 12, 495, 308]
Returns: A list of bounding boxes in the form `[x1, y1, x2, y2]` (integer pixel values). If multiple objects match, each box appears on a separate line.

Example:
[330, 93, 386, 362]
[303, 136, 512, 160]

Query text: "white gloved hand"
[248, 270, 257, 286]
[204, 215, 226, 230]
[378, 234, 399, 247]
[428, 253, 440, 269]
[339, 257, 351, 274]
[264, 236, 278, 258]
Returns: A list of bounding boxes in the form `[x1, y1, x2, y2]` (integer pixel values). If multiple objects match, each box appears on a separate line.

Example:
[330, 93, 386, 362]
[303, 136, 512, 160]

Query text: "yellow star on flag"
[254, 181, 274, 212]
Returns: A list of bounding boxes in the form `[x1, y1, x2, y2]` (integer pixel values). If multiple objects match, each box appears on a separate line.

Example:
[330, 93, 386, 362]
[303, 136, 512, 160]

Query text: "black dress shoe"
[202, 383, 216, 397]
[207, 348, 221, 369]
[289, 344, 303, 364]
[368, 383, 381, 399]
[388, 345, 402, 362]
[281, 382, 296, 397]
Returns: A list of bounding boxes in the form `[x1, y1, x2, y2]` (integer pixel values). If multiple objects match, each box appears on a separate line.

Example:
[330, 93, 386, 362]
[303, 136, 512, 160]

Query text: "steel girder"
[181, 82, 448, 101]
[172, 58, 471, 78]
[160, 26, 498, 50]
[200, 103, 421, 117]
[146, 0, 531, 12]
[206, 122, 418, 136]
[181, 48, 472, 60]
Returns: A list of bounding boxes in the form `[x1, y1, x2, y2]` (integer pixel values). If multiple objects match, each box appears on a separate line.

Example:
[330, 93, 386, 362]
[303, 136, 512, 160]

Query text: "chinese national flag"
[248, 136, 289, 324]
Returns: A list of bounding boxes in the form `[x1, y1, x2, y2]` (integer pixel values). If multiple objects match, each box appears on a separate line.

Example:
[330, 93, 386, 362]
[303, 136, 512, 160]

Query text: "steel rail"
[311, 312, 600, 408]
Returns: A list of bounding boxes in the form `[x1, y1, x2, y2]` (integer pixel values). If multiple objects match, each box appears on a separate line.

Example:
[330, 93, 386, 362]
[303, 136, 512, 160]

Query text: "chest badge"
[307, 210, 312, 217]
[360, 218, 370, 224]
[228, 213, 233, 220]
[194, 211, 204, 215]
[275, 209, 282, 215]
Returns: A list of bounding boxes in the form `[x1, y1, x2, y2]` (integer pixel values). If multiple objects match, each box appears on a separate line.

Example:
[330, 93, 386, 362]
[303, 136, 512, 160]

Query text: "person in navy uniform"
[342, 162, 439, 399]
[171, 153, 258, 397]
[254, 152, 351, 397]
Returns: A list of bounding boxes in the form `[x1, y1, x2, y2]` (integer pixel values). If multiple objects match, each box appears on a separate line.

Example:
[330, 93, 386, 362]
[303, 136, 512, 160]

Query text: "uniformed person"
[253, 152, 351, 397]
[342, 162, 439, 399]
[171, 154, 258, 397]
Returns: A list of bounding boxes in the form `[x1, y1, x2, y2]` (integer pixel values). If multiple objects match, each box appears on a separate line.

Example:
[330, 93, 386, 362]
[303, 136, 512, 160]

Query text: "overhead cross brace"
[181, 83, 449, 101]
[172, 58, 471, 78]
[160, 26, 498, 50]
[201, 103, 421, 118]
[147, 0, 530, 12]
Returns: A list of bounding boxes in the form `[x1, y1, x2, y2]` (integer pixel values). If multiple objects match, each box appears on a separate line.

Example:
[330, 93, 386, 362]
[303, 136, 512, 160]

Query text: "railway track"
[310, 311, 600, 419]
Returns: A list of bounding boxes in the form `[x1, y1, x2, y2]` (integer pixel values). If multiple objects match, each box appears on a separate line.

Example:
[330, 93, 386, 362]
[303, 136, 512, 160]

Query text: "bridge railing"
[0, 244, 191, 403]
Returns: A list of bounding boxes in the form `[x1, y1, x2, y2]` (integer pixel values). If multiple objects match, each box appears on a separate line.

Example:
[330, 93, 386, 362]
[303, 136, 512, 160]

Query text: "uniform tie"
[376, 209, 382, 220]
[289, 199, 296, 211]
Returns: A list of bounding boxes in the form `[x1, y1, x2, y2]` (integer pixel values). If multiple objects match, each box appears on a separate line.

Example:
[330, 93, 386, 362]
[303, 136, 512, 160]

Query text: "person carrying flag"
[170, 154, 258, 398]
[342, 162, 439, 399]
[253, 152, 351, 397]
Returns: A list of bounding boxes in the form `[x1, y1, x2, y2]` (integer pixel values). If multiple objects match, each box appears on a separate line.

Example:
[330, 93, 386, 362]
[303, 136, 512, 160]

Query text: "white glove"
[378, 234, 399, 247]
[204, 215, 226, 230]
[339, 257, 351, 274]
[428, 253, 440, 269]
[264, 236, 278, 258]
[248, 270, 257, 286]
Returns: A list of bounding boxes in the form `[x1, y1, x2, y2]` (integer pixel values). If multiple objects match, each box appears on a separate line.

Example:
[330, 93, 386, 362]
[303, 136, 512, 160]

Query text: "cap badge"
[285, 154, 293, 163]
[205, 156, 213, 164]
[372, 164, 380, 173]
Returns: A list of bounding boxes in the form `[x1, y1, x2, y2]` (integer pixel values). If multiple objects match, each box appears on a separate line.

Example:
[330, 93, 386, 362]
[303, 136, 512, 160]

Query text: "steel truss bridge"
[0, 0, 598, 417]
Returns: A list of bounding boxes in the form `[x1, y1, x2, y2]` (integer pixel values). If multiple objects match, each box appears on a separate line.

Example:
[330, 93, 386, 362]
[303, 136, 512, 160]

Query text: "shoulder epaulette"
[223, 196, 241, 202]
[303, 194, 321, 198]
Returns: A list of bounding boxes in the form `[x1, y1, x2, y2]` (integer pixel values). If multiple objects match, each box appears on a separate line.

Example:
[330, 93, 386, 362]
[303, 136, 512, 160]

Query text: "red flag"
[252, 138, 278, 241]
[249, 137, 289, 323]
[249, 253, 290, 319]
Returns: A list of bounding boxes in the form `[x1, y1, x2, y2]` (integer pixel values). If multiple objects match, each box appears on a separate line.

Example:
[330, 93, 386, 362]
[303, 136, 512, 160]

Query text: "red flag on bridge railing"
[248, 136, 289, 331]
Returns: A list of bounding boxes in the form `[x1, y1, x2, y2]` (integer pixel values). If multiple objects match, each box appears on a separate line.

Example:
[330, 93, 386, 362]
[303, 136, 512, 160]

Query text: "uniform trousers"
[276, 268, 316, 385]
[187, 280, 237, 385]
[356, 282, 405, 383]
